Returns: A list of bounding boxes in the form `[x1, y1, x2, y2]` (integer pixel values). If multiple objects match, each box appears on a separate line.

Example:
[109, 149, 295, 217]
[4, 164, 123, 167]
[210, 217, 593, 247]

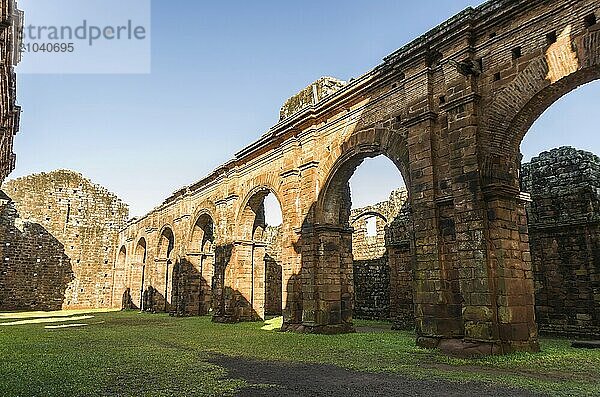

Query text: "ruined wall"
[522, 147, 600, 339]
[0, 199, 73, 310]
[1, 170, 129, 309]
[0, 0, 22, 184]
[279, 77, 347, 121]
[350, 188, 409, 320]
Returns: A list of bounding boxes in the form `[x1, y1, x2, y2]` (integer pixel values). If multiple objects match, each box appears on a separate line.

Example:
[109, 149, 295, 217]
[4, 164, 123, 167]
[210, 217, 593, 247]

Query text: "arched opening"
[116, 246, 131, 309]
[303, 142, 427, 334]
[347, 156, 413, 327]
[229, 188, 284, 321]
[154, 227, 175, 313]
[176, 213, 216, 316]
[134, 238, 147, 310]
[517, 81, 600, 339]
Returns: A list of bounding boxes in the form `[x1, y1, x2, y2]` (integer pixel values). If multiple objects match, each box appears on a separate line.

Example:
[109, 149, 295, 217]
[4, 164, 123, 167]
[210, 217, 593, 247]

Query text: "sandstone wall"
[1, 170, 129, 309]
[0, 200, 73, 310]
[522, 147, 600, 338]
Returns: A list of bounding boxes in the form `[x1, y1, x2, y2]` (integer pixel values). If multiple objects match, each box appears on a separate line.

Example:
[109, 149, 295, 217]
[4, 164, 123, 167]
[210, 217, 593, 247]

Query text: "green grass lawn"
[0, 310, 599, 396]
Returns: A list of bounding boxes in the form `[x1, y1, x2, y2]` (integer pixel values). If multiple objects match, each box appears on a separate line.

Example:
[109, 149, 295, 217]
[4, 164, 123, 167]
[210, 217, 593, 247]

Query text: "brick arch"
[350, 210, 388, 225]
[187, 201, 217, 246]
[315, 127, 409, 225]
[157, 224, 175, 260]
[235, 182, 284, 242]
[134, 236, 147, 264]
[484, 29, 600, 158]
[317, 126, 410, 192]
[117, 245, 127, 266]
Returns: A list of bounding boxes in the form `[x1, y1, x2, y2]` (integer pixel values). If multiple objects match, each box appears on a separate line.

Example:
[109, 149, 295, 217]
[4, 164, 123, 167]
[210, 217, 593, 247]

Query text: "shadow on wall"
[210, 244, 260, 322]
[172, 258, 213, 316]
[0, 199, 75, 311]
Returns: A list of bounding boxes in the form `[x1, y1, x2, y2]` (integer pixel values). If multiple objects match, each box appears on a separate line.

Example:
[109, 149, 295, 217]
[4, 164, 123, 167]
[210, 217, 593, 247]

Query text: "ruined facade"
[522, 147, 600, 339]
[114, 0, 600, 355]
[0, 0, 22, 184]
[1, 170, 129, 310]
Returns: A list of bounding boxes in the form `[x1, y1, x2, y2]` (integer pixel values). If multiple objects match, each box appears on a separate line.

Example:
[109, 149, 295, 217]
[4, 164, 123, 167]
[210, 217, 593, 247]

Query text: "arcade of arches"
[113, 0, 600, 353]
[69, 0, 600, 355]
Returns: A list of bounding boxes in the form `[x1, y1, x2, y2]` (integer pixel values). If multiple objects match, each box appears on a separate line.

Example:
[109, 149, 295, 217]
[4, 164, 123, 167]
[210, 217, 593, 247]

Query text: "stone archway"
[292, 127, 419, 334]
[176, 211, 216, 316]
[477, 27, 600, 346]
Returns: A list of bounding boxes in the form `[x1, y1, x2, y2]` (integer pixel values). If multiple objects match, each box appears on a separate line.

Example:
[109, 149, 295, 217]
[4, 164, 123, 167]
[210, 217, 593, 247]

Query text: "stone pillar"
[481, 180, 539, 353]
[404, 115, 458, 345]
[299, 224, 354, 333]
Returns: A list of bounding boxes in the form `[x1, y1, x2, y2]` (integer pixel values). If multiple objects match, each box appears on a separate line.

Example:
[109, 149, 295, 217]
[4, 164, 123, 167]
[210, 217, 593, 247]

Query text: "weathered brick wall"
[522, 147, 600, 338]
[2, 170, 129, 309]
[350, 188, 409, 320]
[0, 200, 74, 310]
[0, 0, 22, 184]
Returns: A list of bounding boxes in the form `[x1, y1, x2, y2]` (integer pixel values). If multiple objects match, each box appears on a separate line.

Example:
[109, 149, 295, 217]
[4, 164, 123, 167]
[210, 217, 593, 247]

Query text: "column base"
[281, 322, 355, 334]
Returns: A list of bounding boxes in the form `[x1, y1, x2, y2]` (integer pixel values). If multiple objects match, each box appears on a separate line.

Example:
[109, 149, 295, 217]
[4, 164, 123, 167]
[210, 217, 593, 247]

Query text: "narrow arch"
[134, 237, 147, 310]
[226, 185, 285, 321]
[135, 238, 147, 263]
[174, 211, 217, 316]
[157, 226, 175, 260]
[117, 245, 127, 266]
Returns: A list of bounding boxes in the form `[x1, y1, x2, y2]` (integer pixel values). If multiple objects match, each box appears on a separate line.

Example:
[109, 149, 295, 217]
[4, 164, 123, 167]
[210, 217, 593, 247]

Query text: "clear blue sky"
[11, 0, 600, 219]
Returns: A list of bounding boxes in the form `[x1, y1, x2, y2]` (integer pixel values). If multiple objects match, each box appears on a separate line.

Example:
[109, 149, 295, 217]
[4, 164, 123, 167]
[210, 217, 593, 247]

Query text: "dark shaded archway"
[134, 238, 147, 310]
[156, 227, 175, 312]
[174, 212, 216, 316]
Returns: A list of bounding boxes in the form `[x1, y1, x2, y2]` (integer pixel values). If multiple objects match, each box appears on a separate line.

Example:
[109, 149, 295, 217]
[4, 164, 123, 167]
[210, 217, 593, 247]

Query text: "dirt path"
[209, 355, 545, 397]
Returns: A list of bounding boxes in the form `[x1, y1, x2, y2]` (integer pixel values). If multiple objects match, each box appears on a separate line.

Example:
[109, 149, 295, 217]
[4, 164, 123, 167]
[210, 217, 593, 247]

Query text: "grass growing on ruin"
[1, 311, 599, 396]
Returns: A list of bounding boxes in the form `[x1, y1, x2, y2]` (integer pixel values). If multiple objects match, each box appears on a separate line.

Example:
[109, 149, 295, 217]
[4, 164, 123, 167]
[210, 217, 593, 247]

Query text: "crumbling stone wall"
[0, 0, 22, 184]
[0, 199, 74, 310]
[522, 147, 600, 339]
[350, 188, 410, 320]
[2, 170, 129, 309]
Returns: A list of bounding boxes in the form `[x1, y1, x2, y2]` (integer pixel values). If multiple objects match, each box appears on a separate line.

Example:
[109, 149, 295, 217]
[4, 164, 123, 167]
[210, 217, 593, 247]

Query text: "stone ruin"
[0, 170, 128, 310]
[1, 147, 599, 340]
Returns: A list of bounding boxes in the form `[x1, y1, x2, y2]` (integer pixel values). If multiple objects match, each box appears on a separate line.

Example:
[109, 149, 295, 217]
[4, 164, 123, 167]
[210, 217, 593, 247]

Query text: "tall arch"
[174, 211, 216, 316]
[474, 25, 600, 353]
[153, 226, 175, 313]
[115, 245, 130, 309]
[292, 126, 418, 334]
[133, 237, 147, 310]
[216, 185, 285, 322]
